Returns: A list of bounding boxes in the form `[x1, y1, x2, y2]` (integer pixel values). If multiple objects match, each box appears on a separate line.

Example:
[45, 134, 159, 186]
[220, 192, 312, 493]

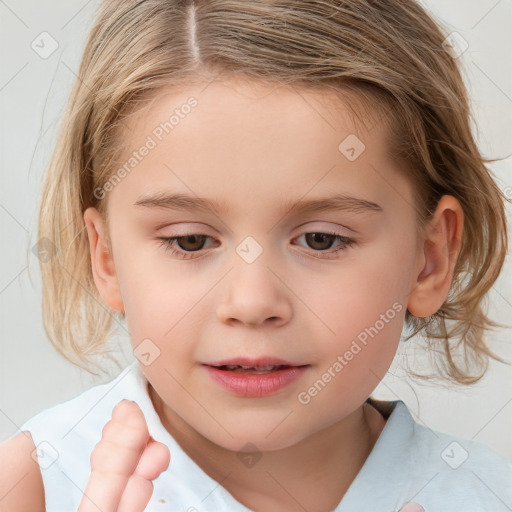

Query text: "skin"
[80, 77, 463, 512]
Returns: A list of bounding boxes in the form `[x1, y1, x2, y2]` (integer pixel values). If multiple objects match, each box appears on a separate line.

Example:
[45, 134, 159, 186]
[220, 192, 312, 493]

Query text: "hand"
[78, 399, 171, 512]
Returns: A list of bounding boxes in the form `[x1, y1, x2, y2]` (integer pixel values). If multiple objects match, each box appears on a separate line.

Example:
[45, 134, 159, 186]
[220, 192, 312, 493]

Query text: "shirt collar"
[336, 398, 416, 511]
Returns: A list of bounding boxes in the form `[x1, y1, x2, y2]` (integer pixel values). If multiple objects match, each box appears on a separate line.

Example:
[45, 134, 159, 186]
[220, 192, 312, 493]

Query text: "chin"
[203, 421, 308, 453]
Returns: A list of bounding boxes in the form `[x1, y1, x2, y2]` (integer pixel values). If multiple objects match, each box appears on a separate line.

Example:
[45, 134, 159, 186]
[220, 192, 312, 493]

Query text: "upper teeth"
[223, 364, 281, 370]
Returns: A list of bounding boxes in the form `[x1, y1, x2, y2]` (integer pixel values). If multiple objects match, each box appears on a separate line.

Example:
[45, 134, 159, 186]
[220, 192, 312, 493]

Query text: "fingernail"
[400, 503, 425, 512]
[113, 399, 130, 412]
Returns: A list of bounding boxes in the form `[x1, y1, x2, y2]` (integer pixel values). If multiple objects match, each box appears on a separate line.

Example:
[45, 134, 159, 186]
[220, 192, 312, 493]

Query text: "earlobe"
[407, 195, 463, 318]
[83, 207, 124, 313]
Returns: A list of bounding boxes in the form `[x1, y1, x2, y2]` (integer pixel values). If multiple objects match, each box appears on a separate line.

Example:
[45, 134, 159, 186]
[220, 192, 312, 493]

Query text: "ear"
[83, 207, 124, 313]
[407, 195, 464, 318]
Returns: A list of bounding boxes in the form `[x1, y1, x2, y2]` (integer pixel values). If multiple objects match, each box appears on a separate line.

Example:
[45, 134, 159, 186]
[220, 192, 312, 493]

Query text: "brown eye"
[304, 233, 337, 251]
[173, 234, 208, 252]
[157, 233, 215, 260]
[157, 230, 355, 261]
[293, 231, 355, 259]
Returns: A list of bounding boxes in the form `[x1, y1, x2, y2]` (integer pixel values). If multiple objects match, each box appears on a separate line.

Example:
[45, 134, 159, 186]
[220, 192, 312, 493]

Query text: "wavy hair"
[36, 0, 509, 382]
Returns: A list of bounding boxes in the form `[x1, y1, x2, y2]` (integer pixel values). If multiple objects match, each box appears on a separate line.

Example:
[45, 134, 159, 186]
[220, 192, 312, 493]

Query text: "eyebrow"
[133, 192, 383, 217]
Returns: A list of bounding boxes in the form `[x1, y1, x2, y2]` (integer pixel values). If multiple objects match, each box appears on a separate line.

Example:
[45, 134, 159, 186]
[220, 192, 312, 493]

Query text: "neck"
[149, 384, 386, 512]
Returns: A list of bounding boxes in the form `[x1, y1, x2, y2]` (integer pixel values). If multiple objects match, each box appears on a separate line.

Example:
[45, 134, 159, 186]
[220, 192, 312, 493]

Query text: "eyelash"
[156, 230, 355, 260]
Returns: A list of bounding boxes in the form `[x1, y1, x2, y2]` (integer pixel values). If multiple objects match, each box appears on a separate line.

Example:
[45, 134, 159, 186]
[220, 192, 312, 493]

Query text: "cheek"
[332, 237, 414, 384]
[305, 247, 409, 347]
[114, 233, 182, 309]
[294, 308, 404, 434]
[112, 242, 190, 349]
[300, 237, 410, 391]
[323, 290, 404, 389]
[296, 296, 404, 420]
[117, 257, 223, 374]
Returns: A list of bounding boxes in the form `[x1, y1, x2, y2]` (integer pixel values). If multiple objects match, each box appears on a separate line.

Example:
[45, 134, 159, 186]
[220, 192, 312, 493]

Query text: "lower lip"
[203, 365, 309, 397]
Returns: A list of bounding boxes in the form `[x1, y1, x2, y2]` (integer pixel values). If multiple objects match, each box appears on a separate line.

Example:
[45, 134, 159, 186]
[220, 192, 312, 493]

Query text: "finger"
[116, 438, 171, 512]
[133, 439, 171, 481]
[90, 400, 149, 475]
[78, 400, 150, 512]
[78, 470, 135, 512]
[117, 475, 154, 512]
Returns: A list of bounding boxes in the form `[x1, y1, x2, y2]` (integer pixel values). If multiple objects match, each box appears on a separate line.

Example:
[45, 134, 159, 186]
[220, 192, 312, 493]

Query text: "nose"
[216, 257, 292, 328]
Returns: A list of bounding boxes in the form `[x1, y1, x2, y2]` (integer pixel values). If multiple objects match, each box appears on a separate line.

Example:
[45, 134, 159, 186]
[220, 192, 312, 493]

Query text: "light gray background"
[1, 0, 511, 462]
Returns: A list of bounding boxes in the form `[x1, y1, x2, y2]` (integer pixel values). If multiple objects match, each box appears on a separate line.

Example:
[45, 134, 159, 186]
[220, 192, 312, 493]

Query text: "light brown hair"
[36, 0, 509, 383]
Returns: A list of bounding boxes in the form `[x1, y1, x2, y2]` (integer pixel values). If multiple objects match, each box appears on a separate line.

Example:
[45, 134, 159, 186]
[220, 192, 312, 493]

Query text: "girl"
[1, 0, 511, 511]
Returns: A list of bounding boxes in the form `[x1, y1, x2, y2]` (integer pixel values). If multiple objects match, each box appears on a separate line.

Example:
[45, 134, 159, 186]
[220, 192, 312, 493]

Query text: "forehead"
[125, 77, 388, 144]
[116, 78, 395, 174]
[106, 78, 412, 222]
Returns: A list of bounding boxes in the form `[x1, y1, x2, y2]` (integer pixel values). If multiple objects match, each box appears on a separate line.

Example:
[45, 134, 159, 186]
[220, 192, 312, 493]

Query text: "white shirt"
[17, 360, 512, 511]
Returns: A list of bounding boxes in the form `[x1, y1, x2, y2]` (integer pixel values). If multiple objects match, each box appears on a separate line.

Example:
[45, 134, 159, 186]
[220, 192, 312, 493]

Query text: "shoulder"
[353, 399, 512, 512]
[395, 402, 512, 510]
[0, 431, 45, 512]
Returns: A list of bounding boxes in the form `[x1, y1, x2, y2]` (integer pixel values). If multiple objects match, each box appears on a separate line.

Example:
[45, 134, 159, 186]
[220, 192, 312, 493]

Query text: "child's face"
[88, 79, 426, 451]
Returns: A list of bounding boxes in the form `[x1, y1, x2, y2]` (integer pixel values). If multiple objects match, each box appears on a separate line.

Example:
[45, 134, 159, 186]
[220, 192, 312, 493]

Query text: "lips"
[203, 358, 310, 397]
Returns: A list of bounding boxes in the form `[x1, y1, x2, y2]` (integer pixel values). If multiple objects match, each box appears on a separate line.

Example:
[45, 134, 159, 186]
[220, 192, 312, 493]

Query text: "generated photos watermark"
[297, 301, 403, 405]
[93, 96, 198, 200]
